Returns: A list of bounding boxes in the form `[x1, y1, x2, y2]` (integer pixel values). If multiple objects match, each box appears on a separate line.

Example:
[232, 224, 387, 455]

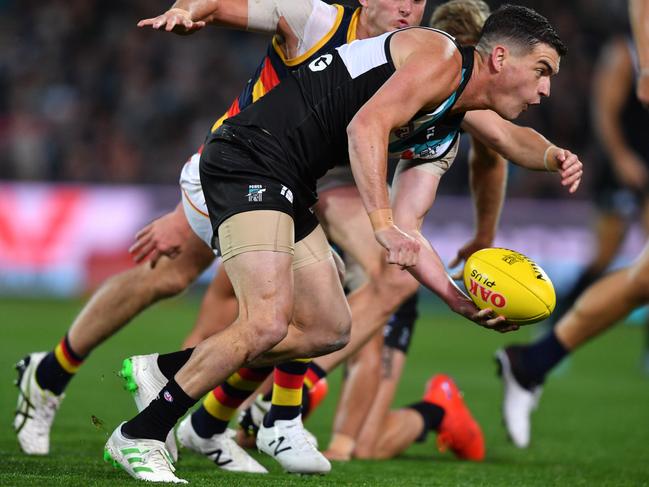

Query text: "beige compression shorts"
[218, 210, 331, 270]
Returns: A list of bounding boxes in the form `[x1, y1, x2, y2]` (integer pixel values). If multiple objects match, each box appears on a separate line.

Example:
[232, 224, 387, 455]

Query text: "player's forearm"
[593, 104, 632, 161]
[169, 0, 249, 29]
[463, 111, 556, 172]
[169, 0, 220, 21]
[347, 119, 392, 221]
[630, 0, 649, 70]
[468, 140, 507, 244]
[407, 233, 459, 306]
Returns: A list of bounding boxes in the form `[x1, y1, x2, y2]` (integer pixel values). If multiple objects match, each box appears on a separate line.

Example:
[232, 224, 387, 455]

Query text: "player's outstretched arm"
[462, 110, 583, 193]
[348, 32, 461, 267]
[391, 164, 515, 332]
[449, 138, 507, 279]
[137, 0, 231, 34]
[630, 0, 649, 106]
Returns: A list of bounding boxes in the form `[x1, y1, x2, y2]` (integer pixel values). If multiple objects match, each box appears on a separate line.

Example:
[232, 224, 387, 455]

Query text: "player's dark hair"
[476, 4, 567, 57]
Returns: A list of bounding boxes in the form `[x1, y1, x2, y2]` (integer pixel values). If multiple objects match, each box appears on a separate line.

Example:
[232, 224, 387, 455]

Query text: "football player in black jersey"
[102, 5, 583, 482]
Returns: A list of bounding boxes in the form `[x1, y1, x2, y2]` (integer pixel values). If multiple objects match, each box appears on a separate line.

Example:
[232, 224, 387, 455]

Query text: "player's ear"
[490, 45, 507, 73]
[358, 0, 369, 7]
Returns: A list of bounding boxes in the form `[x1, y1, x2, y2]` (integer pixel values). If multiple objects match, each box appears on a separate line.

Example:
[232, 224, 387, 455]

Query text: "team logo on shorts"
[280, 185, 293, 203]
[246, 184, 266, 202]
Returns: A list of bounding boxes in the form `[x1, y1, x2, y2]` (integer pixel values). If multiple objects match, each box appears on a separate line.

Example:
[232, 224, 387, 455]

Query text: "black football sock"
[156, 348, 194, 380]
[408, 401, 445, 442]
[511, 330, 568, 388]
[122, 378, 197, 442]
[35, 334, 86, 395]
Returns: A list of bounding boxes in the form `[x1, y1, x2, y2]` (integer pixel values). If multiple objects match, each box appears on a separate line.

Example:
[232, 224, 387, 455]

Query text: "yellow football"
[463, 248, 556, 325]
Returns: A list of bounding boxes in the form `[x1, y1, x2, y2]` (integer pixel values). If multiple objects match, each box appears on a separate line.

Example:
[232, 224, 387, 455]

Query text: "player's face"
[493, 43, 560, 120]
[361, 0, 426, 36]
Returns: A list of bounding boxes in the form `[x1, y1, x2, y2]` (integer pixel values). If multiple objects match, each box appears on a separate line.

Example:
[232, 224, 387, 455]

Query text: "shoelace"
[141, 445, 177, 474]
[284, 423, 315, 452]
[15, 381, 61, 433]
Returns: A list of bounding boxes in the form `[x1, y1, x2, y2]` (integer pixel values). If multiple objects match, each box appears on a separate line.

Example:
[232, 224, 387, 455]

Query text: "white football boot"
[119, 354, 178, 462]
[239, 395, 319, 448]
[177, 416, 267, 473]
[104, 422, 186, 483]
[256, 415, 330, 474]
[14, 352, 64, 455]
[496, 348, 543, 448]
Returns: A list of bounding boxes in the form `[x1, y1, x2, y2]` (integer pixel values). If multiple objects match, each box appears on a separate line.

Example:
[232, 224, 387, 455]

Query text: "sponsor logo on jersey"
[308, 54, 333, 72]
[246, 185, 266, 202]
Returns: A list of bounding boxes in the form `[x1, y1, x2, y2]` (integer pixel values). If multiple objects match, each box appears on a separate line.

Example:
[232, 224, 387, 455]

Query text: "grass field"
[2, 293, 648, 486]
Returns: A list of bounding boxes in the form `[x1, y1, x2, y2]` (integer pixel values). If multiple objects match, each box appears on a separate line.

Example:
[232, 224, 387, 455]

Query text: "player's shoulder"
[391, 28, 462, 72]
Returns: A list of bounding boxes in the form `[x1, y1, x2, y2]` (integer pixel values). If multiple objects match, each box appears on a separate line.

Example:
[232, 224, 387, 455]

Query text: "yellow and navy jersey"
[207, 4, 360, 137]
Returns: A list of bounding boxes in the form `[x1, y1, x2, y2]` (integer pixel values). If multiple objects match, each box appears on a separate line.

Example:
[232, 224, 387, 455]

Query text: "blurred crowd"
[0, 0, 634, 197]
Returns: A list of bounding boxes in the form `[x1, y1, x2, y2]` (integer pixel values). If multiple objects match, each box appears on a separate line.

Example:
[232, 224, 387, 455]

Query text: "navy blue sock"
[517, 330, 569, 386]
[35, 335, 86, 395]
[191, 405, 228, 438]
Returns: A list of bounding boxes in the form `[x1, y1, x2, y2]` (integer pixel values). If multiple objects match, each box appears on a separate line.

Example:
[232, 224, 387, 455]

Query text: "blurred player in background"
[496, 28, 649, 449]
[544, 28, 649, 362]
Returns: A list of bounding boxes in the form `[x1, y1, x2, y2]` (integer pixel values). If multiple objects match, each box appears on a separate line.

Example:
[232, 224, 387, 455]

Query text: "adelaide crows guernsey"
[215, 27, 473, 204]
[208, 4, 360, 134]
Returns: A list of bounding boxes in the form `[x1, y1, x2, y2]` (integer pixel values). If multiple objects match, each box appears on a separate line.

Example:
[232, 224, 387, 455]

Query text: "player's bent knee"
[247, 318, 290, 354]
[627, 267, 649, 302]
[304, 311, 351, 357]
[151, 264, 197, 298]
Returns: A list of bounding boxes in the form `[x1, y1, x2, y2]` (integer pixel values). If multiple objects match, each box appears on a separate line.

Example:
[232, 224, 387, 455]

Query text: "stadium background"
[1, 2, 649, 486]
[0, 0, 645, 297]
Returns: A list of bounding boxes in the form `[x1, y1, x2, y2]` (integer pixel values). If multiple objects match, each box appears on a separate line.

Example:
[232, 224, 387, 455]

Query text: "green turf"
[2, 294, 648, 486]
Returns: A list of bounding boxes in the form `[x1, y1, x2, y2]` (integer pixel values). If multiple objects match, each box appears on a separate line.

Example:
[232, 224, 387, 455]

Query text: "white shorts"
[180, 153, 218, 254]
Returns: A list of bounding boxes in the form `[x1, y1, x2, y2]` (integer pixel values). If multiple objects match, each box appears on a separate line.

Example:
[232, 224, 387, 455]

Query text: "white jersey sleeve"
[247, 0, 340, 58]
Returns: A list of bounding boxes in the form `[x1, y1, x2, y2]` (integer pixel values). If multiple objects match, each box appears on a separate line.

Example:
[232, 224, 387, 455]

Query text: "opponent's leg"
[550, 212, 627, 323]
[181, 266, 237, 348]
[497, 241, 649, 448]
[15, 208, 214, 455]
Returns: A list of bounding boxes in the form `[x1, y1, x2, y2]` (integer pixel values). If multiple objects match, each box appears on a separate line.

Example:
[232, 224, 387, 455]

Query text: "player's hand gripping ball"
[463, 248, 556, 325]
